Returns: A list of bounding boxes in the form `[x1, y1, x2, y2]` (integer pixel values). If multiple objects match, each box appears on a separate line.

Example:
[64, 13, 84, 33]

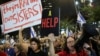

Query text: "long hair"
[64, 37, 82, 54]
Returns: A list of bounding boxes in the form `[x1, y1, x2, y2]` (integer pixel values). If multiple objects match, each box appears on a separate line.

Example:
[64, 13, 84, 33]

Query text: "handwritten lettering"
[3, 0, 39, 14]
[4, 4, 40, 24]
[1, 0, 42, 33]
[30, 0, 38, 3]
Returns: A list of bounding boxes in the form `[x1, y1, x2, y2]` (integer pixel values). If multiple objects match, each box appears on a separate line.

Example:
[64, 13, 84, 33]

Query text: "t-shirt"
[58, 50, 88, 56]
[27, 47, 47, 56]
[0, 52, 7, 56]
[5, 48, 15, 56]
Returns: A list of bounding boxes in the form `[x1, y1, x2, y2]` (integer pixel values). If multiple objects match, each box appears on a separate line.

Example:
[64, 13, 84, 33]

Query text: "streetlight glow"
[81, 0, 85, 3]
[89, 0, 93, 3]
[89, 0, 93, 7]
[75, 1, 79, 5]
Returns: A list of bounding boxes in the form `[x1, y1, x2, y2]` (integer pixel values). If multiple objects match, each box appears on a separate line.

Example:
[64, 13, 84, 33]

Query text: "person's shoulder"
[0, 52, 7, 56]
[57, 51, 67, 56]
[79, 49, 86, 53]
[78, 49, 88, 56]
[58, 51, 66, 54]
[39, 50, 48, 56]
[28, 47, 35, 53]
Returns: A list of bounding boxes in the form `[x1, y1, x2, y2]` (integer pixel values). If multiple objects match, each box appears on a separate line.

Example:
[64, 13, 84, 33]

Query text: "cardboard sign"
[0, 0, 42, 34]
[41, 8, 59, 36]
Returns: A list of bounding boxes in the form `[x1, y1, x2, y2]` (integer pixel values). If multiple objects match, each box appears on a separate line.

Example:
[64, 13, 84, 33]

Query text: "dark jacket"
[27, 47, 48, 56]
[5, 48, 15, 56]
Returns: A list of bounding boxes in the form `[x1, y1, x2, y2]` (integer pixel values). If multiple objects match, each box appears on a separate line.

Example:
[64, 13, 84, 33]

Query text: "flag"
[66, 27, 73, 37]
[66, 27, 70, 37]
[77, 12, 86, 27]
[69, 30, 73, 37]
[30, 27, 37, 38]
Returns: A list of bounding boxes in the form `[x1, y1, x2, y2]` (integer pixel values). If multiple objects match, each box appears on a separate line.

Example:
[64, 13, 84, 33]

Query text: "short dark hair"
[30, 38, 41, 49]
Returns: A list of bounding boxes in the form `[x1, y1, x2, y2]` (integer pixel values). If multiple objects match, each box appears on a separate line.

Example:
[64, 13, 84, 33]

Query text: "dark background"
[0, 0, 100, 36]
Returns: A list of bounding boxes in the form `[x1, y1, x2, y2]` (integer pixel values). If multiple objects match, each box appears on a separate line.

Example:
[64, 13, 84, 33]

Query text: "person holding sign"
[18, 27, 47, 56]
[48, 33, 88, 56]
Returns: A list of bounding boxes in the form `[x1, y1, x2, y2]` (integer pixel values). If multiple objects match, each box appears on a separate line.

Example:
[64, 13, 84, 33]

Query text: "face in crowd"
[66, 37, 75, 51]
[30, 38, 41, 51]
[14, 44, 22, 53]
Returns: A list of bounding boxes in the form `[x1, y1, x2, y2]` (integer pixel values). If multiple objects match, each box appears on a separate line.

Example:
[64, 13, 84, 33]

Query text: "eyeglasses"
[67, 41, 74, 43]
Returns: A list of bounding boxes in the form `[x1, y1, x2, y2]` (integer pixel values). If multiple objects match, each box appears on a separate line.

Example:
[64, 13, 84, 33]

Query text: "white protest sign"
[0, 0, 42, 34]
[0, 24, 4, 34]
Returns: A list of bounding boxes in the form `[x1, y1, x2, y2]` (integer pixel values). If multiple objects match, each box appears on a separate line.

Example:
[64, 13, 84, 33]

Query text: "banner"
[41, 7, 60, 36]
[0, 24, 4, 34]
[30, 26, 37, 38]
[0, 0, 42, 34]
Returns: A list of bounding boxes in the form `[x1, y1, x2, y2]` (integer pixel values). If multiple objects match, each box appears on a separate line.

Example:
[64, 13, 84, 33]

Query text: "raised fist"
[48, 33, 55, 42]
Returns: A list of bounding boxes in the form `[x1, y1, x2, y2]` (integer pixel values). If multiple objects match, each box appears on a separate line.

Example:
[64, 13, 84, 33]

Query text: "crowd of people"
[0, 27, 100, 56]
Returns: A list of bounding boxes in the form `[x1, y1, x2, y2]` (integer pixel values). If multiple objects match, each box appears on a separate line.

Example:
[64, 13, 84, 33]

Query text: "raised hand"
[19, 26, 24, 44]
[48, 33, 56, 42]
